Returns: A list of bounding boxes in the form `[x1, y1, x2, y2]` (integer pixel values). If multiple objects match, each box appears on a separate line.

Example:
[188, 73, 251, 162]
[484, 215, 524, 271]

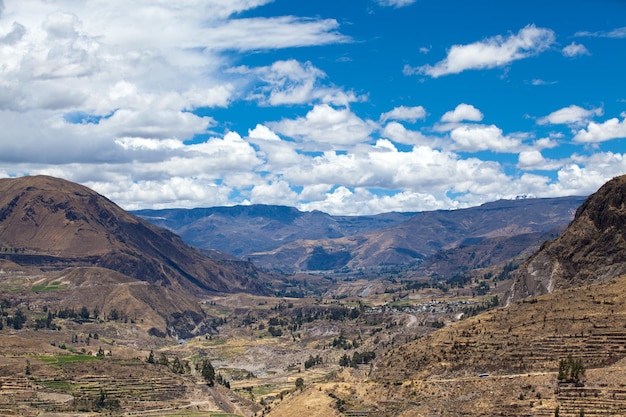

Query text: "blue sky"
[0, 0, 625, 215]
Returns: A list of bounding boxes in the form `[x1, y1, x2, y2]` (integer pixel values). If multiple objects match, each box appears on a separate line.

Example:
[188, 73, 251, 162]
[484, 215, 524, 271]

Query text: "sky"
[1, 0, 625, 215]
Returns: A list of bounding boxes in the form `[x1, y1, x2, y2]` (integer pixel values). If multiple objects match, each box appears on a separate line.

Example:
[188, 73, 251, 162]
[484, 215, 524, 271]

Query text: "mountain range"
[135, 196, 586, 274]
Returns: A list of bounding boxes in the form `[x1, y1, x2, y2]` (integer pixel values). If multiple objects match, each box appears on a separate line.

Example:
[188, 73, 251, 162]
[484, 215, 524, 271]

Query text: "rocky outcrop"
[506, 175, 626, 304]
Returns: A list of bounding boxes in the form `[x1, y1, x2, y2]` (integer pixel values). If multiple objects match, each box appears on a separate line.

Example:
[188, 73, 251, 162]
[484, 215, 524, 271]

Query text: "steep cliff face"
[506, 175, 626, 304]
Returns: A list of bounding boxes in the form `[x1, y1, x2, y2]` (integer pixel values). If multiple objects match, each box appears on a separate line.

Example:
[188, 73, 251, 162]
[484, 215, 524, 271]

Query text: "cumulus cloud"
[517, 150, 563, 171]
[538, 105, 603, 126]
[300, 187, 452, 216]
[573, 116, 626, 143]
[0, 1, 624, 215]
[450, 125, 522, 153]
[408, 25, 555, 78]
[269, 104, 377, 148]
[441, 103, 484, 123]
[562, 42, 590, 57]
[381, 122, 432, 146]
[380, 105, 427, 123]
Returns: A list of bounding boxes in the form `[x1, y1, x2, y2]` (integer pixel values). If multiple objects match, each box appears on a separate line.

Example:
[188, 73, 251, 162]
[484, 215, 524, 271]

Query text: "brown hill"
[0, 175, 267, 296]
[506, 174, 626, 304]
[32, 267, 211, 338]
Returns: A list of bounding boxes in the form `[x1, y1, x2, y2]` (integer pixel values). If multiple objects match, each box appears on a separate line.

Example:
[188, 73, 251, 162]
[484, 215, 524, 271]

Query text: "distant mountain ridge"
[133, 205, 417, 257]
[136, 196, 586, 273]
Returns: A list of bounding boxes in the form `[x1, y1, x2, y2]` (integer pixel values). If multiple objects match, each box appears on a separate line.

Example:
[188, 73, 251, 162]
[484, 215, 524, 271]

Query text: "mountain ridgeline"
[135, 196, 586, 274]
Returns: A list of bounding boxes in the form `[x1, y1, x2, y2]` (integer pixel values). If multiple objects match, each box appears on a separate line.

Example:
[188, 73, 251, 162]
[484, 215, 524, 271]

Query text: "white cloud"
[450, 125, 522, 153]
[234, 60, 358, 106]
[517, 150, 563, 171]
[269, 104, 377, 148]
[573, 117, 626, 143]
[411, 25, 555, 78]
[518, 150, 545, 168]
[300, 187, 452, 216]
[247, 125, 304, 169]
[248, 124, 281, 141]
[381, 122, 432, 146]
[380, 105, 427, 123]
[250, 180, 299, 206]
[91, 177, 235, 211]
[201, 16, 350, 51]
[562, 42, 590, 57]
[530, 79, 557, 86]
[575, 27, 626, 39]
[538, 105, 603, 126]
[375, 0, 418, 8]
[0, 1, 623, 216]
[441, 103, 484, 123]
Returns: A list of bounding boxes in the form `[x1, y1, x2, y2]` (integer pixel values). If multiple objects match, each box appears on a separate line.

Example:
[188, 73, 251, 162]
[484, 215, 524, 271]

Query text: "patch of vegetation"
[33, 354, 100, 363]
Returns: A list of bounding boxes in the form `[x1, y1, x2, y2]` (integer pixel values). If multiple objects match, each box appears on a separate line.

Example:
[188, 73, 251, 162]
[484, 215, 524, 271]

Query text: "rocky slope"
[506, 174, 626, 304]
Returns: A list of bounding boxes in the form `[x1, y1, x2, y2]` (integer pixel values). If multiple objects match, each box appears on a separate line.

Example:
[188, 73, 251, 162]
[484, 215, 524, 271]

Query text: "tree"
[171, 356, 185, 374]
[79, 306, 90, 320]
[200, 359, 215, 386]
[295, 377, 304, 390]
[146, 350, 155, 364]
[558, 355, 585, 385]
[12, 309, 27, 330]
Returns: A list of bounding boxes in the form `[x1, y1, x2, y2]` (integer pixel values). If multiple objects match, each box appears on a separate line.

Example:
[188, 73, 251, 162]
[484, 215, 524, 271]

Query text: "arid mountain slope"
[507, 174, 626, 303]
[0, 175, 267, 295]
[368, 273, 626, 415]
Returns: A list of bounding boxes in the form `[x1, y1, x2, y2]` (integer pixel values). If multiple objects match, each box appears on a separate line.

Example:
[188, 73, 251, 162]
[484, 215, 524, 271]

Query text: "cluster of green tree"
[34, 311, 59, 329]
[268, 325, 283, 337]
[0, 246, 25, 253]
[55, 305, 98, 321]
[1, 308, 27, 330]
[401, 279, 437, 291]
[73, 388, 120, 412]
[331, 332, 359, 350]
[198, 358, 216, 386]
[304, 354, 323, 369]
[558, 355, 585, 385]
[460, 295, 500, 318]
[339, 351, 376, 368]
[210, 316, 227, 328]
[448, 273, 473, 288]
[497, 261, 518, 281]
[146, 350, 190, 374]
[216, 372, 231, 388]
[257, 304, 362, 338]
